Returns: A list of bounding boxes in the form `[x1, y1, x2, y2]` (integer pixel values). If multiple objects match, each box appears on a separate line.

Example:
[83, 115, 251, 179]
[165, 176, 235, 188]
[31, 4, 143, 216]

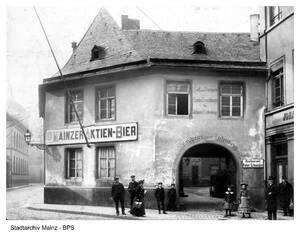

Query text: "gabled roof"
[50, 8, 262, 80]
[57, 8, 144, 77]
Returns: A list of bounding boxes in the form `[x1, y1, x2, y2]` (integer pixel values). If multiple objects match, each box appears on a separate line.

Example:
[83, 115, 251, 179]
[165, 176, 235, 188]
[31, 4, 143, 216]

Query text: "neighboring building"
[39, 9, 267, 209]
[6, 112, 29, 187]
[259, 7, 294, 186]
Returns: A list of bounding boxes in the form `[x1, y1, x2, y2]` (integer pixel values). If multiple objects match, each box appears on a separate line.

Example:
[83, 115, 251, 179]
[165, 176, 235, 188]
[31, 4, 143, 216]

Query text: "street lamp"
[24, 130, 32, 145]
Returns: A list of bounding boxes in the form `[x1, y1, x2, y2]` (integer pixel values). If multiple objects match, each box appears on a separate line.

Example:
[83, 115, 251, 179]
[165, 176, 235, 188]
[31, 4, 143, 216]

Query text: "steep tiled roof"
[56, 8, 261, 77]
[123, 30, 260, 62]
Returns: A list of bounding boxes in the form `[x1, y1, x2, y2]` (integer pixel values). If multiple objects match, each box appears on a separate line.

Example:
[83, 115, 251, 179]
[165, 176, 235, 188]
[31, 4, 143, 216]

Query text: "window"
[96, 86, 115, 120]
[66, 148, 83, 178]
[91, 45, 106, 61]
[166, 82, 190, 116]
[193, 41, 206, 54]
[271, 61, 284, 108]
[220, 83, 243, 118]
[66, 90, 84, 123]
[96, 147, 116, 178]
[269, 6, 282, 26]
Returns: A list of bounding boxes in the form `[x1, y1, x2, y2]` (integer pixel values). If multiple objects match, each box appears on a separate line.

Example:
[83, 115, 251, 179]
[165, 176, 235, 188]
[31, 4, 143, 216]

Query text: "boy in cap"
[266, 176, 278, 220]
[111, 177, 126, 216]
[167, 183, 177, 211]
[128, 175, 139, 213]
[155, 182, 167, 214]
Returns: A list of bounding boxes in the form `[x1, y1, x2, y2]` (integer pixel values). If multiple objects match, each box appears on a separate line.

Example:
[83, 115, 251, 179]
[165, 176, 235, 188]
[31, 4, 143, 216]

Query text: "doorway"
[177, 143, 238, 210]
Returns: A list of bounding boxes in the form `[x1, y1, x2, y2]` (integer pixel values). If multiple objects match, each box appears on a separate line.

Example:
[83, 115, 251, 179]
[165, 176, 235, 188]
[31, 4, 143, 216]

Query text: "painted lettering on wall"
[46, 122, 138, 145]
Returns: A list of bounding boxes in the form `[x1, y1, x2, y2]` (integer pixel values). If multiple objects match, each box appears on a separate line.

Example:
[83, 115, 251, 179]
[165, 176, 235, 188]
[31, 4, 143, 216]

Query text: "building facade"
[259, 7, 294, 187]
[6, 113, 29, 188]
[39, 9, 267, 209]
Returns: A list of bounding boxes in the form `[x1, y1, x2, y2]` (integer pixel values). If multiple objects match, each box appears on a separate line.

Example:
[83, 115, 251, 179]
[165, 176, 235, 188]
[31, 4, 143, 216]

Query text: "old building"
[6, 112, 30, 188]
[259, 7, 294, 186]
[39, 9, 267, 209]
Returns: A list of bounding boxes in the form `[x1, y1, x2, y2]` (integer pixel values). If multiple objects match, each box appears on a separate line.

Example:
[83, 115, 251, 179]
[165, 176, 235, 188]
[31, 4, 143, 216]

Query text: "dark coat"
[224, 191, 235, 203]
[135, 185, 145, 201]
[266, 184, 278, 211]
[155, 187, 165, 201]
[128, 181, 139, 196]
[168, 188, 177, 201]
[278, 182, 293, 207]
[111, 182, 125, 199]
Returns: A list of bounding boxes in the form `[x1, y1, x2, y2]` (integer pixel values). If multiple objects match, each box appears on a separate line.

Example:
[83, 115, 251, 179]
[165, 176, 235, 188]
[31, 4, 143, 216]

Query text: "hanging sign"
[46, 122, 138, 145]
[242, 158, 264, 168]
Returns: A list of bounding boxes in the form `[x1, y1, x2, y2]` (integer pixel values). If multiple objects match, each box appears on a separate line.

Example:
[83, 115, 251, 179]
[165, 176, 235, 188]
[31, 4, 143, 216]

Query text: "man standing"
[167, 183, 177, 211]
[266, 176, 278, 220]
[155, 182, 167, 214]
[111, 177, 126, 216]
[278, 175, 293, 216]
[128, 175, 138, 213]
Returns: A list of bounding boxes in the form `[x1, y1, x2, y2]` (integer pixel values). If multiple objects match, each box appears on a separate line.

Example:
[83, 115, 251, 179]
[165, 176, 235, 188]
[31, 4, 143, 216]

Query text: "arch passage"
[175, 143, 240, 209]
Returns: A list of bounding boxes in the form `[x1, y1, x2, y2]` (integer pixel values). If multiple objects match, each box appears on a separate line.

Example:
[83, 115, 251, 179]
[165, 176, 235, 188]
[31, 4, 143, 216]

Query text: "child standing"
[224, 185, 235, 217]
[238, 183, 251, 218]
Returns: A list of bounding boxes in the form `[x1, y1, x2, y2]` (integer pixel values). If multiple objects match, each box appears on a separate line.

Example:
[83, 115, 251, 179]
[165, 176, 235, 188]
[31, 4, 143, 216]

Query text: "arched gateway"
[172, 137, 242, 209]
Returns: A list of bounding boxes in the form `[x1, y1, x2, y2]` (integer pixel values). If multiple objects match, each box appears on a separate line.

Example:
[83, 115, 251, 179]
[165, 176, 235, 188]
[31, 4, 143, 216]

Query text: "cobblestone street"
[6, 184, 293, 220]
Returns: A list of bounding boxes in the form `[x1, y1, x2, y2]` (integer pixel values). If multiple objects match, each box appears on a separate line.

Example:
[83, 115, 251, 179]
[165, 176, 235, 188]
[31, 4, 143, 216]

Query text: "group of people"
[111, 175, 177, 217]
[223, 175, 294, 220]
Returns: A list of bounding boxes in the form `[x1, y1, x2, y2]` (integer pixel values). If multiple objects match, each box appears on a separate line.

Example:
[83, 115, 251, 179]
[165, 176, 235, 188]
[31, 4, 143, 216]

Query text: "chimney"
[71, 41, 77, 53]
[250, 14, 259, 42]
[121, 15, 140, 30]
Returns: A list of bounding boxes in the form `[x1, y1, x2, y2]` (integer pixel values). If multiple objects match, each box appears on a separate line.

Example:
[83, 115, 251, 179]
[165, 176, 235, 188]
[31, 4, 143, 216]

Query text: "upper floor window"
[269, 6, 282, 26]
[66, 148, 83, 179]
[96, 86, 116, 121]
[271, 61, 284, 108]
[91, 45, 106, 61]
[220, 83, 244, 118]
[166, 82, 190, 116]
[66, 90, 84, 123]
[96, 147, 116, 178]
[193, 41, 206, 54]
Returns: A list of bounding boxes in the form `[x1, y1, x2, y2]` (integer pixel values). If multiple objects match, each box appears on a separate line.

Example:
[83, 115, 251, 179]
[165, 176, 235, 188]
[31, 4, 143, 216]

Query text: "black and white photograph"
[2, 0, 298, 236]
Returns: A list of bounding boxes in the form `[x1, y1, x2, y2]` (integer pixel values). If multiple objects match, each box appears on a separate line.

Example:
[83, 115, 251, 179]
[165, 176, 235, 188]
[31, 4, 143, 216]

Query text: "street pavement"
[6, 184, 294, 220]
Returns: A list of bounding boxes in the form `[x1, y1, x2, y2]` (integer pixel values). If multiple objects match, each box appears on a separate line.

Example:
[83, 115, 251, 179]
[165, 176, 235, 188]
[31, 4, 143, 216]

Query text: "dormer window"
[91, 45, 106, 61]
[193, 41, 206, 54]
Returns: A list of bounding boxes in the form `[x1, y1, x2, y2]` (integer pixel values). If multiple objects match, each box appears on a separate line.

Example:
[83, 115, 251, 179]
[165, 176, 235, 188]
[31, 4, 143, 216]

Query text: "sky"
[6, 6, 259, 140]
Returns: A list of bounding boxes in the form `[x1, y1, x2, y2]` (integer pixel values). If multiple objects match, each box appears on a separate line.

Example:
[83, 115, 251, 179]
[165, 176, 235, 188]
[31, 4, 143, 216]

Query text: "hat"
[138, 180, 144, 184]
[114, 176, 120, 181]
[171, 183, 175, 186]
[268, 176, 275, 180]
[240, 183, 248, 187]
[130, 175, 135, 178]
[282, 175, 287, 180]
[158, 182, 163, 185]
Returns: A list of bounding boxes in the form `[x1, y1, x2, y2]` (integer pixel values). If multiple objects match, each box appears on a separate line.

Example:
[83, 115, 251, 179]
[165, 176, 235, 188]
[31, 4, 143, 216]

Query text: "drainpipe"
[264, 6, 269, 197]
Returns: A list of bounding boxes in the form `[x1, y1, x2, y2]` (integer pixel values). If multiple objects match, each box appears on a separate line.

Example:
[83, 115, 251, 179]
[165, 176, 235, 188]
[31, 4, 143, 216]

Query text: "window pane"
[167, 83, 189, 93]
[177, 94, 189, 115]
[221, 96, 230, 106]
[232, 85, 242, 95]
[232, 106, 241, 116]
[221, 85, 231, 94]
[221, 106, 230, 116]
[168, 94, 176, 115]
[232, 96, 241, 106]
[69, 168, 75, 177]
[107, 87, 115, 97]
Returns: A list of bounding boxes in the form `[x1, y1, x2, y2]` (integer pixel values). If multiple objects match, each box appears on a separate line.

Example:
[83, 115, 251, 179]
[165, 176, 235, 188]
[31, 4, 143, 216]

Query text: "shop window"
[166, 82, 190, 116]
[66, 90, 84, 123]
[96, 86, 115, 120]
[271, 63, 284, 108]
[66, 148, 83, 178]
[96, 147, 116, 178]
[273, 140, 288, 184]
[269, 6, 282, 26]
[220, 83, 243, 118]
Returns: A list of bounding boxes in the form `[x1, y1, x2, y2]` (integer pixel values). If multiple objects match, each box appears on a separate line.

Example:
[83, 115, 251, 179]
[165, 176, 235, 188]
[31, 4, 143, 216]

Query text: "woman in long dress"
[238, 183, 251, 218]
[132, 180, 146, 216]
